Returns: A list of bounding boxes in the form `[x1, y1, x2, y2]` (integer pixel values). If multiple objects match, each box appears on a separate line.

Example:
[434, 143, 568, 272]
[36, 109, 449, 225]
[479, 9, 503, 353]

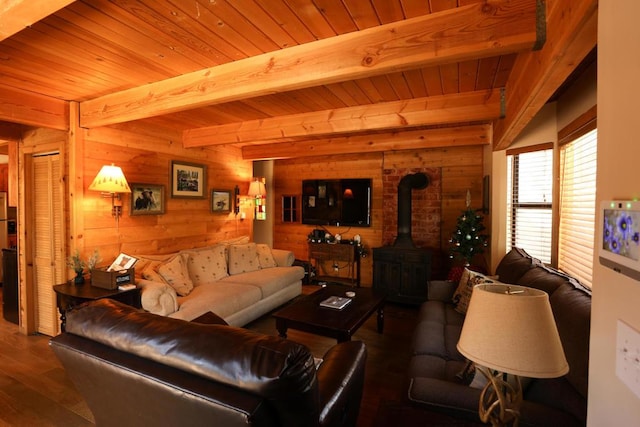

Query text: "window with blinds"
[558, 129, 597, 287]
[506, 147, 553, 263]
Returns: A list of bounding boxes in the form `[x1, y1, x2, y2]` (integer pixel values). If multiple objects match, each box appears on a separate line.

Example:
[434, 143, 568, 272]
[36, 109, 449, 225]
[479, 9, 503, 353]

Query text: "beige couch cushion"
[183, 245, 228, 285]
[220, 266, 305, 298]
[256, 243, 277, 268]
[172, 282, 262, 321]
[228, 243, 260, 275]
[158, 254, 194, 296]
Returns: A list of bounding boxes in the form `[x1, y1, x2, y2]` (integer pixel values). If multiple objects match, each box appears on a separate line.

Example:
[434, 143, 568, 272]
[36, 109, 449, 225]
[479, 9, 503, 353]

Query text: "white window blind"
[506, 148, 553, 263]
[558, 129, 597, 288]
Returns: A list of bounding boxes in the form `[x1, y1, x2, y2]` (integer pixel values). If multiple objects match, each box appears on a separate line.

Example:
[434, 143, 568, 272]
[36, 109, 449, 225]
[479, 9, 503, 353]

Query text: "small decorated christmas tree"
[449, 190, 488, 267]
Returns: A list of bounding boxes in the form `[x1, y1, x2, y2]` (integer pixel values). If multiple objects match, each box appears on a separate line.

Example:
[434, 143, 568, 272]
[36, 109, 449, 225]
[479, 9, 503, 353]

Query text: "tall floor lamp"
[457, 284, 569, 427]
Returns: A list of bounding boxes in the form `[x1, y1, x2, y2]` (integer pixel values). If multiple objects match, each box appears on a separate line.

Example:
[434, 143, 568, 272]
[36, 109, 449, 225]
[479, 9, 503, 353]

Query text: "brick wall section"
[381, 167, 442, 248]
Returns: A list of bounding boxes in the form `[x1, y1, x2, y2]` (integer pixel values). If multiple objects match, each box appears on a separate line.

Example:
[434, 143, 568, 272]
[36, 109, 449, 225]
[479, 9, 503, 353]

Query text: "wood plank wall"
[19, 122, 253, 270]
[272, 145, 486, 286]
[79, 123, 253, 264]
[15, 120, 485, 330]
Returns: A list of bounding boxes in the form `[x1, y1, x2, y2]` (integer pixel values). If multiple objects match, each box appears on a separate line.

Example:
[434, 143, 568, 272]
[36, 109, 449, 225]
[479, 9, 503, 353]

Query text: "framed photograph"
[211, 189, 232, 213]
[171, 161, 206, 198]
[130, 183, 165, 215]
[107, 253, 138, 272]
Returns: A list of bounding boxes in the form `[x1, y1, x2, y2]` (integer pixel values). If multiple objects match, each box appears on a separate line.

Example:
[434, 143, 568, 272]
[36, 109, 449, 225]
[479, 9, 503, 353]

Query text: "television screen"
[599, 200, 640, 281]
[302, 179, 371, 227]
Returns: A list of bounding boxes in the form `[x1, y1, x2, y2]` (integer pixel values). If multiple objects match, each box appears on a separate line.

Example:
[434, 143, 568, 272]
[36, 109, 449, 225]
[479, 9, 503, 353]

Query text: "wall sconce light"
[234, 185, 241, 216]
[248, 178, 267, 197]
[89, 164, 131, 227]
[248, 177, 267, 221]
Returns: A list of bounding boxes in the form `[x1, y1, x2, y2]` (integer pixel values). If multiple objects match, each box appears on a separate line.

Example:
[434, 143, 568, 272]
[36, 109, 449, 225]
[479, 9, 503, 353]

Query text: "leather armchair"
[50, 299, 367, 427]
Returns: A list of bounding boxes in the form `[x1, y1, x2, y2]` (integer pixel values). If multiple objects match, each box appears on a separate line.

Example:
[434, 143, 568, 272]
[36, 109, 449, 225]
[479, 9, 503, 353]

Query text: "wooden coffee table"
[273, 284, 386, 343]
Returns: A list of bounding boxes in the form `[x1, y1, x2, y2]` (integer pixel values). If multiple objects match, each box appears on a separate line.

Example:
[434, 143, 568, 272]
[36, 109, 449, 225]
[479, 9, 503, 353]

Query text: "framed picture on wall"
[130, 183, 165, 215]
[171, 161, 206, 198]
[211, 189, 232, 213]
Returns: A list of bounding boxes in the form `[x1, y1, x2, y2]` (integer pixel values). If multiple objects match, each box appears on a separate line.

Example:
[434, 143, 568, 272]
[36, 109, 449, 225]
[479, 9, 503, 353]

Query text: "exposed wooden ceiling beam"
[241, 125, 490, 160]
[80, 0, 541, 129]
[184, 90, 502, 147]
[0, 0, 76, 41]
[0, 122, 23, 142]
[0, 85, 69, 130]
[492, 0, 598, 151]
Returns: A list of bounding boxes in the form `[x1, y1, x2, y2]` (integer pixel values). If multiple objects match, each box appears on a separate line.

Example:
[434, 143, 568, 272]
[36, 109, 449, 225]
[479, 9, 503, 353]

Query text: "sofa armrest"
[316, 341, 367, 427]
[428, 280, 457, 302]
[271, 248, 295, 267]
[137, 279, 179, 316]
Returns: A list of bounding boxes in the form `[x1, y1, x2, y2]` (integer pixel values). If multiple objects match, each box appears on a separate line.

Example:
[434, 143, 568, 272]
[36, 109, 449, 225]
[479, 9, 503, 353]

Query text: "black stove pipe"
[394, 172, 429, 248]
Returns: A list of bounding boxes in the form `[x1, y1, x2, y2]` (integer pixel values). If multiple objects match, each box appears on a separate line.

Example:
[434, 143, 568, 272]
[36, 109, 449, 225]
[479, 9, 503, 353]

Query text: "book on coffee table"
[320, 296, 352, 310]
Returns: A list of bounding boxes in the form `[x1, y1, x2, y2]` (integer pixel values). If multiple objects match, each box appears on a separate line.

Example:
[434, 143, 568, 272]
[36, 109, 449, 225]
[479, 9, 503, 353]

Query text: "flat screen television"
[302, 179, 371, 227]
[599, 200, 640, 281]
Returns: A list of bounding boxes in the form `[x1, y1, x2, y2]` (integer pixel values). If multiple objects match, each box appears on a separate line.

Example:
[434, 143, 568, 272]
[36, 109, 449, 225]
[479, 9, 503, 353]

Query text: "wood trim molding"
[558, 104, 597, 145]
[506, 141, 553, 156]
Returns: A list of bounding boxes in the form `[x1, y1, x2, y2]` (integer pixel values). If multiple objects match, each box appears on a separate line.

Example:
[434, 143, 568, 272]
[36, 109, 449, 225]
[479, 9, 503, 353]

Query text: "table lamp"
[457, 284, 568, 427]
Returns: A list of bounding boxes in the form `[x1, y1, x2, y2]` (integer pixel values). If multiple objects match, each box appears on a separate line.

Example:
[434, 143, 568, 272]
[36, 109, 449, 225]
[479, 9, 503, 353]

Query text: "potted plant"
[66, 249, 86, 285]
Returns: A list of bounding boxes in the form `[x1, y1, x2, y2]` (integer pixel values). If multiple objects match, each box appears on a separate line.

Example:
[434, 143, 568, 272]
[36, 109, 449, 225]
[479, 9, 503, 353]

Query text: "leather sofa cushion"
[65, 299, 318, 408]
[494, 247, 541, 284]
[549, 284, 591, 399]
[412, 300, 465, 361]
[517, 266, 573, 295]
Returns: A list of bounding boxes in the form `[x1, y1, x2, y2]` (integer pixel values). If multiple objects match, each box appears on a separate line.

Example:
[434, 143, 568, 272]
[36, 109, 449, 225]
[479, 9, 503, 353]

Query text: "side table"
[53, 282, 141, 332]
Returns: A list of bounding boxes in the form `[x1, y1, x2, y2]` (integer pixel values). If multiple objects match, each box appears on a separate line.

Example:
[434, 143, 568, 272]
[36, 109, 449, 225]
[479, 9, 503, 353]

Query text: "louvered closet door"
[33, 154, 64, 336]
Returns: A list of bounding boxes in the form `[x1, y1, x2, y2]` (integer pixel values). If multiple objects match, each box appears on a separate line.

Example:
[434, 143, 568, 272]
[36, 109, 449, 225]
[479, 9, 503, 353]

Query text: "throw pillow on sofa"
[452, 268, 497, 314]
[256, 243, 278, 268]
[184, 245, 229, 286]
[158, 253, 194, 296]
[142, 260, 167, 284]
[228, 243, 260, 275]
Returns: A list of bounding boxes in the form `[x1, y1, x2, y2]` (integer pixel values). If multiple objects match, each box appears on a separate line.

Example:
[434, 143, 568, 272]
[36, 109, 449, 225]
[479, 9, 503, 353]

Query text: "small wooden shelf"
[308, 242, 360, 287]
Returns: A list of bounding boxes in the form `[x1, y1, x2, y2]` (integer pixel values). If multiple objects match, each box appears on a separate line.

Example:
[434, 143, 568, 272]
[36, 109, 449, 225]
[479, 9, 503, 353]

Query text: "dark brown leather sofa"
[50, 299, 367, 427]
[407, 247, 591, 426]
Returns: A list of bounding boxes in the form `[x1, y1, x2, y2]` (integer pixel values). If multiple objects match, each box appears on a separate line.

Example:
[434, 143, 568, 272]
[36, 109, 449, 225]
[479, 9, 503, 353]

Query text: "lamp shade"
[248, 179, 266, 197]
[89, 164, 131, 193]
[457, 284, 569, 378]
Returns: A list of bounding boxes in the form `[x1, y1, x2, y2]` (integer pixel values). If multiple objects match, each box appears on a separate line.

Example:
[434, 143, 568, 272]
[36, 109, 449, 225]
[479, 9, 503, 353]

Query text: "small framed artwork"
[211, 189, 232, 213]
[107, 253, 138, 272]
[130, 183, 165, 215]
[171, 161, 206, 198]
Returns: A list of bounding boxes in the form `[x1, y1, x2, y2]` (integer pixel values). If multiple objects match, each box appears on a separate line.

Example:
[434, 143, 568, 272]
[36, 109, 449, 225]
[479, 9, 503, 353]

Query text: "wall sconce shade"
[89, 164, 131, 193]
[248, 178, 266, 197]
[343, 188, 354, 199]
[89, 164, 131, 226]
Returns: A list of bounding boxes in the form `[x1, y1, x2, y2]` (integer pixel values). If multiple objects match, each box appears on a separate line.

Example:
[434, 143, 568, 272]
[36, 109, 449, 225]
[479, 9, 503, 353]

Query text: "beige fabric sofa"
[134, 237, 305, 326]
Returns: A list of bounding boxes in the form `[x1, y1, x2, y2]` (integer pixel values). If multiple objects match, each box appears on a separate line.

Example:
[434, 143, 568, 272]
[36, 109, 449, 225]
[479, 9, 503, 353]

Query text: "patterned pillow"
[142, 260, 167, 284]
[453, 268, 497, 314]
[158, 253, 194, 296]
[228, 243, 260, 275]
[256, 243, 277, 268]
[184, 245, 228, 286]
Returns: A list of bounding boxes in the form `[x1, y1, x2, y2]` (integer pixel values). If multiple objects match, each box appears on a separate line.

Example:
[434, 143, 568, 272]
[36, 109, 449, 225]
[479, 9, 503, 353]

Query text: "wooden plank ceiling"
[0, 0, 597, 159]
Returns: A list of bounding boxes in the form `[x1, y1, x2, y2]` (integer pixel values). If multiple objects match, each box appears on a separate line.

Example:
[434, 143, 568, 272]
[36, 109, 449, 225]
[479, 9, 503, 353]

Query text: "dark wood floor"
[0, 285, 435, 426]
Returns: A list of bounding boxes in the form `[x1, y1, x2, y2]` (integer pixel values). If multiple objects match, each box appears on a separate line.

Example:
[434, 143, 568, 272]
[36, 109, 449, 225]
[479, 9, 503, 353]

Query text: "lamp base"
[477, 367, 522, 427]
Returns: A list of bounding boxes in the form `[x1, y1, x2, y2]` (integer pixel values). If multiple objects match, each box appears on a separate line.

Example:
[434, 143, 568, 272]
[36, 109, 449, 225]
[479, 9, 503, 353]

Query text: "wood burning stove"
[373, 173, 432, 305]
